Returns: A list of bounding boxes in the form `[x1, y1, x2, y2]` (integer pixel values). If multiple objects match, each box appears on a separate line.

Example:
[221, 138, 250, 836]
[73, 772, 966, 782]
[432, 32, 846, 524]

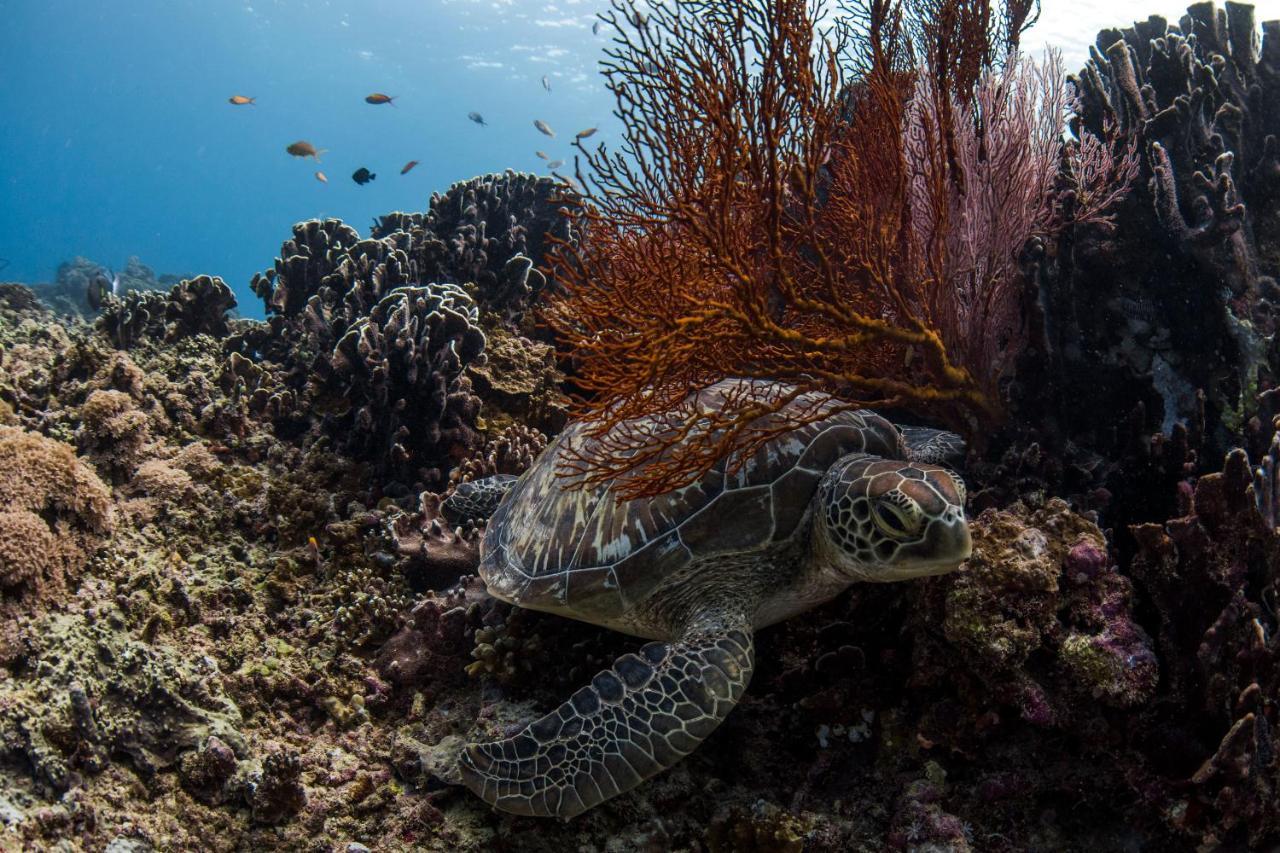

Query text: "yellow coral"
[0, 509, 57, 589]
[0, 427, 113, 623]
[0, 425, 113, 533]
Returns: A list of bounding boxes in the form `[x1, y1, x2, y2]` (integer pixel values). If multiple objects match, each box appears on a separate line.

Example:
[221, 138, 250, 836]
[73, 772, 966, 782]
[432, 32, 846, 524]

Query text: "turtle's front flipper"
[442, 475, 519, 525]
[898, 425, 966, 467]
[459, 617, 754, 819]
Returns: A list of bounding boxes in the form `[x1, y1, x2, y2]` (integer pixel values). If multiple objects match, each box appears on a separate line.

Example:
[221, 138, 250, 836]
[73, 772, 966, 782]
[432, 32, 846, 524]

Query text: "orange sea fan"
[543, 0, 1053, 498]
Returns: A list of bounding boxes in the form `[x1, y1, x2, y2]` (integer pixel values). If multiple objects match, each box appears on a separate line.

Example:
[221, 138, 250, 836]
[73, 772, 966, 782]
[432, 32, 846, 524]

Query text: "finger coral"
[96, 275, 236, 349]
[310, 282, 486, 487]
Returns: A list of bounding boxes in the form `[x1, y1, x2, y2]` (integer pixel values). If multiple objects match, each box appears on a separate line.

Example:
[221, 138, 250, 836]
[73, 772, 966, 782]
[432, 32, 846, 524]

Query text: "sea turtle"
[452, 379, 972, 818]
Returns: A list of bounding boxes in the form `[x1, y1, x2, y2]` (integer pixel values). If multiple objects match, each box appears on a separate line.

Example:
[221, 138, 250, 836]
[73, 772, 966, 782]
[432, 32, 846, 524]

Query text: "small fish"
[365, 93, 396, 105]
[228, 95, 255, 105]
[592, 20, 601, 35]
[541, 75, 551, 93]
[286, 140, 325, 161]
[554, 172, 580, 191]
[467, 111, 487, 126]
[400, 160, 419, 175]
[535, 150, 549, 160]
[87, 269, 120, 311]
[533, 119, 555, 137]
[314, 171, 328, 183]
[575, 126, 598, 139]
[633, 11, 648, 27]
[352, 167, 376, 185]
[546, 159, 564, 170]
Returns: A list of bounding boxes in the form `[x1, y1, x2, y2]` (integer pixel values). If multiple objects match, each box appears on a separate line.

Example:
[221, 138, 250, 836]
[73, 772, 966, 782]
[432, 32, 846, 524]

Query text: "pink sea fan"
[1060, 115, 1142, 232]
[904, 50, 1067, 399]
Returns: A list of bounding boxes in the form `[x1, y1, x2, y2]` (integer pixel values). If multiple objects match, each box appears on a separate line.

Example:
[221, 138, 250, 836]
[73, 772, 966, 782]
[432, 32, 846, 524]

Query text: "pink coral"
[903, 51, 1066, 399]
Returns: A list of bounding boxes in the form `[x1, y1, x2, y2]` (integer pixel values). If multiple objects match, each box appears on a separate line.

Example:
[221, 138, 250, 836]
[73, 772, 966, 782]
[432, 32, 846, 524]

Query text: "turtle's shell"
[479, 380, 908, 621]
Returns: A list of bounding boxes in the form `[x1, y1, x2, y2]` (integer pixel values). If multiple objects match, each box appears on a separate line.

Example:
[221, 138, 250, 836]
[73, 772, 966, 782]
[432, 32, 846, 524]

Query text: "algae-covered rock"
[930, 498, 1157, 726]
[707, 801, 808, 852]
[0, 609, 244, 793]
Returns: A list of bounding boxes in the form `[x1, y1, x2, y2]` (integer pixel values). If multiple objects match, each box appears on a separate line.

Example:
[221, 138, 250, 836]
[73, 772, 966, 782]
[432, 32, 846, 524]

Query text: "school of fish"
[229, 17, 608, 189]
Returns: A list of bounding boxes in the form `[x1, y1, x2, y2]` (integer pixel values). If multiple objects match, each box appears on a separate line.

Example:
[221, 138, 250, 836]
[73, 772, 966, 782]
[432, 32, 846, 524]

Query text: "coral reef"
[7, 4, 1280, 850]
[224, 171, 574, 485]
[0, 427, 114, 660]
[97, 275, 236, 349]
[30, 255, 183, 318]
[309, 282, 486, 488]
[1005, 2, 1280, 510]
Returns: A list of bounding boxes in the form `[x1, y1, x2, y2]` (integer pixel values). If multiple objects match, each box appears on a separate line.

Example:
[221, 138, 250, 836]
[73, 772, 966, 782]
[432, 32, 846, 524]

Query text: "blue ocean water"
[0, 0, 1203, 319]
[0, 0, 621, 318]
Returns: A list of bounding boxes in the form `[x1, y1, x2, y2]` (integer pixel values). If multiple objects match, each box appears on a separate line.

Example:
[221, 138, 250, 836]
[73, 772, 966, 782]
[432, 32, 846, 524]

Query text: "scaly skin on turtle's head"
[813, 452, 971, 582]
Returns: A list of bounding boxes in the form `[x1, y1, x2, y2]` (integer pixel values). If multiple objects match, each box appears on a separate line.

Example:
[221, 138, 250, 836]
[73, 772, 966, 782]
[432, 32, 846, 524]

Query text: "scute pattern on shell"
[480, 380, 909, 619]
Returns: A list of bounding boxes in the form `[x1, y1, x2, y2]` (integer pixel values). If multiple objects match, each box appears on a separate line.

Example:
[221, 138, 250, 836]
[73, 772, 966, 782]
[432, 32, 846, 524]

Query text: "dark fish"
[87, 270, 119, 311]
[228, 95, 255, 105]
[546, 159, 564, 170]
[541, 75, 551, 93]
[365, 93, 396, 105]
[467, 111, 487, 126]
[400, 160, 419, 175]
[534, 119, 555, 137]
[535, 150, 549, 160]
[352, 167, 376, 185]
[592, 20, 600, 35]
[575, 126, 598, 139]
[286, 140, 325, 161]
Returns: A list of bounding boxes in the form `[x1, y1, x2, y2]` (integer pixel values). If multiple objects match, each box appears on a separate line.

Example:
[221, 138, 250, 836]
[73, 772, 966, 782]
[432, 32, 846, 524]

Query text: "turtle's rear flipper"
[442, 475, 519, 525]
[459, 618, 754, 819]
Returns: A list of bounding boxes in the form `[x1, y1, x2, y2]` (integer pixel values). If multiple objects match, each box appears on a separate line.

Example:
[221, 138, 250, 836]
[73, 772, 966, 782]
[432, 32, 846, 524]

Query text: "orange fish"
[365, 93, 396, 105]
[228, 95, 255, 105]
[400, 160, 419, 175]
[286, 140, 325, 161]
[315, 171, 328, 183]
[575, 127, 598, 139]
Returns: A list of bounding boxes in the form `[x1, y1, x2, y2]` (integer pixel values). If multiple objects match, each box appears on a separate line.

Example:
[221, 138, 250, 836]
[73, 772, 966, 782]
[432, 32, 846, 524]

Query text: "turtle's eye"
[873, 498, 922, 538]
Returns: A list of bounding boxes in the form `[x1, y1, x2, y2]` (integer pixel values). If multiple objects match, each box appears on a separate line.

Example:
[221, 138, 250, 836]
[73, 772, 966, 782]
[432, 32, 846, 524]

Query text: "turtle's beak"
[894, 513, 971, 578]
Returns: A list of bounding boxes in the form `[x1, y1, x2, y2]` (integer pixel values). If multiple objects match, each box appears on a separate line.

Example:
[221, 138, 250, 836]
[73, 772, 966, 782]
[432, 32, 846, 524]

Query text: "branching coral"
[1048, 3, 1280, 446]
[96, 275, 236, 349]
[543, 0, 1092, 497]
[309, 282, 486, 487]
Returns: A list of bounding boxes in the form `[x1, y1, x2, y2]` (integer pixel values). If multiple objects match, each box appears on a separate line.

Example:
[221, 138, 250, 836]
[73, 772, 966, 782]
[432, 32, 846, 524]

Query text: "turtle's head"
[813, 453, 970, 582]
